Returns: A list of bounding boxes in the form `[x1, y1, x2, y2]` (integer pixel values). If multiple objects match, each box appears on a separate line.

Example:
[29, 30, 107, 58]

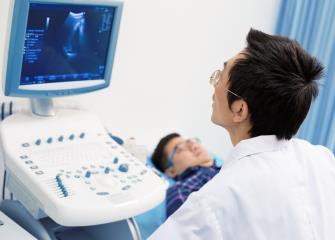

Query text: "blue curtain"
[276, 0, 335, 152]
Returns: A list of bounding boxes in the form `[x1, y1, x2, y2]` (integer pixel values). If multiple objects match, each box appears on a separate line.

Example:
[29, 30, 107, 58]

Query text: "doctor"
[149, 29, 335, 239]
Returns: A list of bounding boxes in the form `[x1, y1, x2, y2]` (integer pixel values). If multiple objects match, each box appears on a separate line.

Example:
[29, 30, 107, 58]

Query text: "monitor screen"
[4, 0, 122, 97]
[22, 3, 115, 85]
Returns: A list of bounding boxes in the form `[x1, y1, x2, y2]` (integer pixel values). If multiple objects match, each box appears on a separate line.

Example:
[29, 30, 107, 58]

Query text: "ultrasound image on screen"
[21, 3, 116, 85]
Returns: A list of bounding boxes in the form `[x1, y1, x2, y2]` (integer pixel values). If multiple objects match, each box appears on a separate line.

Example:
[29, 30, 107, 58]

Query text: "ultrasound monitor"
[3, 0, 123, 109]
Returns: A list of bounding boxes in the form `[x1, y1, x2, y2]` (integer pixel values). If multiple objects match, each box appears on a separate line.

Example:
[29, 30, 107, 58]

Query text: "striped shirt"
[166, 164, 221, 218]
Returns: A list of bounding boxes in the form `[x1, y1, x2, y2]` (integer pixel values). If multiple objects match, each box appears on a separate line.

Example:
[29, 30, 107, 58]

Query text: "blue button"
[56, 176, 62, 183]
[58, 136, 64, 142]
[47, 137, 52, 144]
[35, 139, 41, 146]
[113, 157, 119, 164]
[118, 164, 129, 173]
[85, 171, 91, 178]
[104, 167, 110, 174]
[79, 132, 85, 139]
[69, 134, 75, 140]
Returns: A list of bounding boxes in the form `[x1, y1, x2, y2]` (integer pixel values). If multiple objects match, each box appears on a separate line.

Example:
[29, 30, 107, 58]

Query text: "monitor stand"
[30, 98, 56, 117]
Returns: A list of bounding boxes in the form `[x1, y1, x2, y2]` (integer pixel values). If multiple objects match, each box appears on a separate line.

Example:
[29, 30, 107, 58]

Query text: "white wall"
[0, 0, 280, 158]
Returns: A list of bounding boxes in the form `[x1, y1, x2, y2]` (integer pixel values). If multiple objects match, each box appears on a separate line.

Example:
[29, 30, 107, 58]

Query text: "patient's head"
[152, 133, 213, 177]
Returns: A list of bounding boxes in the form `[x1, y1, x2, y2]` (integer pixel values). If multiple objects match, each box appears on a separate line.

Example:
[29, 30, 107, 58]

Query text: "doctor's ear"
[231, 99, 249, 123]
[165, 167, 178, 178]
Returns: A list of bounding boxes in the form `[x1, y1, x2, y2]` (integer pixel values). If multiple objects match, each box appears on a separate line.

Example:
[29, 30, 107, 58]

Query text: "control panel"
[0, 109, 166, 226]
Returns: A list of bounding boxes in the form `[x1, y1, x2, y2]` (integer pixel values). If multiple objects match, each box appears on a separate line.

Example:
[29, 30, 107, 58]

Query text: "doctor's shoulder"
[194, 160, 253, 197]
[291, 138, 335, 162]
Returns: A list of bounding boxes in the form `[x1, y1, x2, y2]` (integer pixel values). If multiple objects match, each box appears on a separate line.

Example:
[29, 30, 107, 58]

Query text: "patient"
[151, 133, 221, 218]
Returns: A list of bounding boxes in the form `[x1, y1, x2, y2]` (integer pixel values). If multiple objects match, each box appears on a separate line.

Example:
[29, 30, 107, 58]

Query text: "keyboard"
[1, 109, 166, 226]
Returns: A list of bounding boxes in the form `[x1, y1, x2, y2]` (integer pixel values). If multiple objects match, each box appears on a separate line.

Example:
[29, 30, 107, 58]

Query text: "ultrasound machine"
[0, 0, 166, 239]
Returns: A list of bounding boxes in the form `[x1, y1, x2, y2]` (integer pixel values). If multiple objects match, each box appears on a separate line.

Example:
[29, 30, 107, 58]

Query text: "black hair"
[227, 28, 324, 140]
[151, 133, 180, 172]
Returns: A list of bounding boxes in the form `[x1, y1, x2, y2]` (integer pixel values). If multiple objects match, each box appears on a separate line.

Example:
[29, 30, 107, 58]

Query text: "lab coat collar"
[224, 135, 290, 167]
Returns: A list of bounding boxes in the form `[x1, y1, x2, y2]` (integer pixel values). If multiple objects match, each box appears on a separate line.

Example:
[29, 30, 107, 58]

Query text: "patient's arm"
[165, 175, 200, 218]
[166, 185, 186, 218]
[165, 166, 221, 218]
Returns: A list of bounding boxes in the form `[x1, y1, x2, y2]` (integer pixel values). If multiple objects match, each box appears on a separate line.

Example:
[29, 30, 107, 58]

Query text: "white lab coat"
[149, 135, 335, 240]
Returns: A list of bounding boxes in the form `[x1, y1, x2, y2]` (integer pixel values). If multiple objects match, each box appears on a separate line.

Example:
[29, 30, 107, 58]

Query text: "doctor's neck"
[228, 125, 251, 146]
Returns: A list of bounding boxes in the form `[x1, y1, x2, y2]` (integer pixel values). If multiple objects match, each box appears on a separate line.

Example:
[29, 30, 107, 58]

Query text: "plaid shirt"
[166, 164, 221, 218]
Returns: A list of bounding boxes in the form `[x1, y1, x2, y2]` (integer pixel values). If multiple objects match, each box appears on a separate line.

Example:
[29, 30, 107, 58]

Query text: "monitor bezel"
[3, 0, 123, 98]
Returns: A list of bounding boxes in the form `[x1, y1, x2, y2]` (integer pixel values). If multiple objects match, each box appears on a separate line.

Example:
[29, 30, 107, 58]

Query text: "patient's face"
[164, 136, 212, 171]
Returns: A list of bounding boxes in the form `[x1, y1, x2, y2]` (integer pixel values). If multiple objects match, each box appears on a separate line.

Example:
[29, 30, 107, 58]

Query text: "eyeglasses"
[166, 138, 201, 168]
[210, 69, 243, 99]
